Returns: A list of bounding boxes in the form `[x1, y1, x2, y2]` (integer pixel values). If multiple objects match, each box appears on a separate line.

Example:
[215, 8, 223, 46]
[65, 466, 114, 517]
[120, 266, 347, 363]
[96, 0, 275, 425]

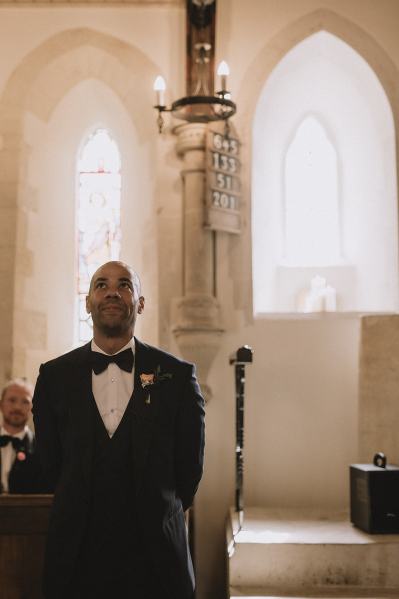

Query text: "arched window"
[77, 129, 121, 343]
[284, 115, 340, 266]
[252, 31, 398, 314]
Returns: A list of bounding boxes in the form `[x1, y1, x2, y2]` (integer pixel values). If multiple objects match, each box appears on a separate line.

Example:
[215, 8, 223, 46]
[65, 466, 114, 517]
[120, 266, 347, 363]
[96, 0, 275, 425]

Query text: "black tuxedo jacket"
[32, 338, 205, 599]
[6, 428, 46, 494]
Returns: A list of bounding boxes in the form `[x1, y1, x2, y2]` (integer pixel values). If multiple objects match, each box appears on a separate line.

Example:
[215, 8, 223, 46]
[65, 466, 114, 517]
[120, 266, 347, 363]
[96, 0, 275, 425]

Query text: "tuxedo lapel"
[131, 338, 159, 496]
[22, 428, 35, 453]
[67, 343, 95, 486]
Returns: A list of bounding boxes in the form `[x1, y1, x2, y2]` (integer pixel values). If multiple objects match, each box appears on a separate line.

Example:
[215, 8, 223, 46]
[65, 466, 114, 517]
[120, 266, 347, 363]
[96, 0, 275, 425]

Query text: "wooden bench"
[0, 495, 52, 599]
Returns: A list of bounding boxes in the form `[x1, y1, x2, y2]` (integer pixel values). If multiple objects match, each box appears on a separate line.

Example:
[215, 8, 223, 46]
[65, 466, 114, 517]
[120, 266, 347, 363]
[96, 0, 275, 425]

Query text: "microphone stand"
[229, 345, 253, 531]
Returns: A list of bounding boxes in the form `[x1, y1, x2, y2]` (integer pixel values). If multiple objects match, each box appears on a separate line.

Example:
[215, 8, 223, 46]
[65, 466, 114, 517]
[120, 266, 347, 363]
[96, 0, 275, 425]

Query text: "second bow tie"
[0, 435, 24, 451]
[90, 348, 134, 375]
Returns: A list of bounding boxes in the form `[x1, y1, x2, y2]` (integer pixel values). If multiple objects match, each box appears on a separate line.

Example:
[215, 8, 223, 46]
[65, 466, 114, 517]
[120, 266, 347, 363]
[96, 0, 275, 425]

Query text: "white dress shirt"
[91, 338, 135, 437]
[0, 425, 29, 493]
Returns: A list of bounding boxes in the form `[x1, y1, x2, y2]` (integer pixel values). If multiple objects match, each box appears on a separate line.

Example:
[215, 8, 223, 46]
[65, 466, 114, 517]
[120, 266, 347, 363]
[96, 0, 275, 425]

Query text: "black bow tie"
[0, 435, 24, 451]
[90, 348, 134, 375]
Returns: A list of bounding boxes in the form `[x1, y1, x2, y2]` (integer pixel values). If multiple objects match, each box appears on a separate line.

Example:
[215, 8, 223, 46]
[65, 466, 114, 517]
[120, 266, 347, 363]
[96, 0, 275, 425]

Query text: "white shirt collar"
[91, 337, 135, 356]
[0, 425, 29, 440]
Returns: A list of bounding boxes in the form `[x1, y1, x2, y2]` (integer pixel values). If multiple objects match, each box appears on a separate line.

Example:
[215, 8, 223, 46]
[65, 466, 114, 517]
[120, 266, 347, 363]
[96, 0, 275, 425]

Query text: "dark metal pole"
[229, 345, 253, 529]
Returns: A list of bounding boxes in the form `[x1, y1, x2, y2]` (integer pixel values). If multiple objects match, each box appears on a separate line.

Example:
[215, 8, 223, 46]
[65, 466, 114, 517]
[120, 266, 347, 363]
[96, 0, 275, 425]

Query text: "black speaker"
[350, 453, 399, 533]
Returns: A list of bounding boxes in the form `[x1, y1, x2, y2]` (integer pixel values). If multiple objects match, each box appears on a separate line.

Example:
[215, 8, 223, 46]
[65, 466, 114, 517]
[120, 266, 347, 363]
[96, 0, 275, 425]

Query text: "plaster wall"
[0, 5, 185, 99]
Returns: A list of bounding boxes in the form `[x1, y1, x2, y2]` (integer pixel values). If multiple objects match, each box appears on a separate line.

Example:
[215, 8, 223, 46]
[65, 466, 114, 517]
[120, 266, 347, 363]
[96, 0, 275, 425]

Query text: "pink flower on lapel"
[16, 451, 26, 461]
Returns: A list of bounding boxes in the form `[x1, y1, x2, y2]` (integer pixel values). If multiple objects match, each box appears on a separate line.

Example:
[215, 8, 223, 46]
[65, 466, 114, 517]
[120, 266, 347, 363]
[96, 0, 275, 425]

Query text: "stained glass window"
[77, 129, 121, 343]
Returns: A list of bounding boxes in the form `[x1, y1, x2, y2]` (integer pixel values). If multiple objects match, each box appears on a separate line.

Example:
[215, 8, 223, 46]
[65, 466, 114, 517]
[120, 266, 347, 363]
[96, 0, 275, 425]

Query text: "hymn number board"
[205, 125, 241, 234]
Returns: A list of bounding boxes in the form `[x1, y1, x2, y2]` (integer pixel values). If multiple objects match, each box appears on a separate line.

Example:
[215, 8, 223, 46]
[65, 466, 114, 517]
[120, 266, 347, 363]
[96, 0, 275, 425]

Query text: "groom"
[32, 261, 205, 599]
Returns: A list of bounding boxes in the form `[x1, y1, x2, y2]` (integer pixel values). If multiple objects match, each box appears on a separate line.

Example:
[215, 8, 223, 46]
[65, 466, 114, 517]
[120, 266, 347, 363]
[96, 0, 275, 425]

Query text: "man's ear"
[86, 295, 91, 315]
[137, 296, 145, 314]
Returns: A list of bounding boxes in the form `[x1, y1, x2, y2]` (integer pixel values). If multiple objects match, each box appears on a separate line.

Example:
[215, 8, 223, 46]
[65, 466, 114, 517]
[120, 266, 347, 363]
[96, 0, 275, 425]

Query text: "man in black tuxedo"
[32, 261, 205, 599]
[0, 378, 44, 494]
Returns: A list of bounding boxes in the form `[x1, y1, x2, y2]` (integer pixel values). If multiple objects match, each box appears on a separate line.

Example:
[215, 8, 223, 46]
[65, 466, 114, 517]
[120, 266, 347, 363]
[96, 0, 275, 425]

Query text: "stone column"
[0, 127, 47, 383]
[172, 123, 223, 400]
[0, 129, 19, 384]
[358, 315, 399, 463]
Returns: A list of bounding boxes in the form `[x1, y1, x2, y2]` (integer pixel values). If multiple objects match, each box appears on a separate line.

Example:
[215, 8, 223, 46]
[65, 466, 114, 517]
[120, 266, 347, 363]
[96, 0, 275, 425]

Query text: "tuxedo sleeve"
[174, 363, 205, 511]
[32, 364, 62, 492]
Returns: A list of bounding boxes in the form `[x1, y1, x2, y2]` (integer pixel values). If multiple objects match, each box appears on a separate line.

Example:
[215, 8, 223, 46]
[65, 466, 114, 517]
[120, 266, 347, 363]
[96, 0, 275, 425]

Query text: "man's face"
[0, 384, 32, 429]
[86, 261, 144, 338]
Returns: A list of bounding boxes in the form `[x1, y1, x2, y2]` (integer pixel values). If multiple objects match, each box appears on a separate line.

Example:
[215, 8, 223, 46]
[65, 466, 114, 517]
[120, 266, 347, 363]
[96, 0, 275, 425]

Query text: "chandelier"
[153, 0, 236, 133]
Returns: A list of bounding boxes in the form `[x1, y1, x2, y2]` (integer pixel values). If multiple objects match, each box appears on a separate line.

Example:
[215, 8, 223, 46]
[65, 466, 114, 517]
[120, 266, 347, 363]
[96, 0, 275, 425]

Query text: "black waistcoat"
[80, 393, 140, 578]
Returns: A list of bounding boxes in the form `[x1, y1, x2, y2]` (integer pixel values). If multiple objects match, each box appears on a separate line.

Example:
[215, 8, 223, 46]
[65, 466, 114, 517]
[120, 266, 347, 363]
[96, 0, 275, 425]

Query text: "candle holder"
[154, 95, 235, 133]
[153, 51, 236, 133]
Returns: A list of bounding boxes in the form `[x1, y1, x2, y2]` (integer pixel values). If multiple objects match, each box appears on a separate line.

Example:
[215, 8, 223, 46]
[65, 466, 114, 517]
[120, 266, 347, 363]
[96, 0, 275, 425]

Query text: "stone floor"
[230, 589, 399, 598]
[227, 508, 399, 599]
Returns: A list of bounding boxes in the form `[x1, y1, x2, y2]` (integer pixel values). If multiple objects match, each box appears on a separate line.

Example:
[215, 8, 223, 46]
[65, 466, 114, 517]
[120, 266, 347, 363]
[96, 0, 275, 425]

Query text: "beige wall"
[0, 1, 398, 598]
[196, 2, 399, 596]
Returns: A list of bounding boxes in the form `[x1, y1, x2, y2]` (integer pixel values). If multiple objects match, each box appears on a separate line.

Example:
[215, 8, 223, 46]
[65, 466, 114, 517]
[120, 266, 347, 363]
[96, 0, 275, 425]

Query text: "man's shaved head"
[89, 261, 141, 298]
[86, 261, 144, 344]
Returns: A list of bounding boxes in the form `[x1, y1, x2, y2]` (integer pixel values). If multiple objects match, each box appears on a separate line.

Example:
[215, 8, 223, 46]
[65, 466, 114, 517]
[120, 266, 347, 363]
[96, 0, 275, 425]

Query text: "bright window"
[252, 31, 398, 314]
[77, 129, 121, 342]
[284, 116, 340, 266]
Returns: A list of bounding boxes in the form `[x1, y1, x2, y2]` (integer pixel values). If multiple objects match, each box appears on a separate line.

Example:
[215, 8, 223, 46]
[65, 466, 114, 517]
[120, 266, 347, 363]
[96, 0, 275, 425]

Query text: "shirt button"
[111, 378, 115, 383]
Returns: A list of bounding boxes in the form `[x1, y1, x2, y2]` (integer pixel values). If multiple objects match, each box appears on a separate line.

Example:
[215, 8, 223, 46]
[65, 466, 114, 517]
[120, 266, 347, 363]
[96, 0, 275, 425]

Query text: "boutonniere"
[16, 450, 26, 461]
[140, 366, 173, 404]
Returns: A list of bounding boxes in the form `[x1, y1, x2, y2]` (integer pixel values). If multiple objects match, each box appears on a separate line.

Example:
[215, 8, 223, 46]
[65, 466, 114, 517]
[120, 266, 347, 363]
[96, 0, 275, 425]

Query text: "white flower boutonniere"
[140, 373, 155, 389]
[140, 366, 173, 404]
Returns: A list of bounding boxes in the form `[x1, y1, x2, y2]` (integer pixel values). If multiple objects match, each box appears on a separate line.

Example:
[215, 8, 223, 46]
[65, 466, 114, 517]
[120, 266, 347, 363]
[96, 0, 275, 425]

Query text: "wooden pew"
[0, 495, 52, 599]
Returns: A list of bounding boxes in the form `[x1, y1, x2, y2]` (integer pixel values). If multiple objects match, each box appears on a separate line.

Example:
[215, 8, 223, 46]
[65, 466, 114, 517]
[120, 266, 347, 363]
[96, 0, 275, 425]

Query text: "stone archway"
[239, 8, 399, 145]
[233, 8, 399, 322]
[0, 28, 160, 380]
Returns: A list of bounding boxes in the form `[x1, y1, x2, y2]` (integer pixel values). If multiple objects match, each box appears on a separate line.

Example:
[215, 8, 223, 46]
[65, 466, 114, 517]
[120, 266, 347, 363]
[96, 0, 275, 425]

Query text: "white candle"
[217, 61, 230, 92]
[153, 75, 166, 106]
